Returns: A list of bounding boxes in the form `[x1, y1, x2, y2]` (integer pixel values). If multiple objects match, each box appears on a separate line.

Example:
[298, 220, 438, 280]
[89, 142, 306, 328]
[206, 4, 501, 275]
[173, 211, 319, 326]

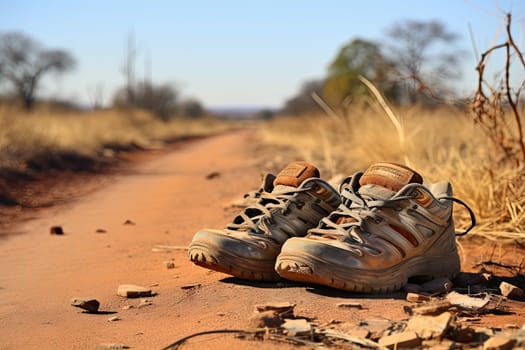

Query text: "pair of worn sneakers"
[188, 161, 476, 293]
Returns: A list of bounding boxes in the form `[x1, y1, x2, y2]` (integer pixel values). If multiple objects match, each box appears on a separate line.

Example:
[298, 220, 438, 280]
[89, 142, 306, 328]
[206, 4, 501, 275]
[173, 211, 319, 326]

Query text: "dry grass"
[0, 103, 235, 172]
[261, 103, 525, 243]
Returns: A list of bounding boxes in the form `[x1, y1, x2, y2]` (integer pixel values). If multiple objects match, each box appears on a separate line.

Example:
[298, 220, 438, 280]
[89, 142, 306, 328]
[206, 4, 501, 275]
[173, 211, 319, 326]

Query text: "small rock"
[97, 344, 130, 350]
[421, 277, 453, 294]
[406, 292, 431, 303]
[378, 331, 422, 349]
[181, 283, 201, 290]
[121, 305, 133, 310]
[205, 171, 221, 180]
[137, 299, 152, 308]
[406, 312, 453, 339]
[406, 300, 452, 316]
[282, 318, 312, 336]
[255, 302, 296, 318]
[50, 226, 64, 235]
[123, 219, 135, 225]
[358, 319, 393, 340]
[483, 335, 516, 350]
[499, 281, 524, 300]
[117, 284, 153, 298]
[445, 291, 490, 311]
[164, 260, 175, 269]
[71, 297, 100, 313]
[95, 228, 107, 233]
[248, 310, 283, 329]
[107, 316, 120, 322]
[217, 312, 225, 316]
[336, 302, 362, 309]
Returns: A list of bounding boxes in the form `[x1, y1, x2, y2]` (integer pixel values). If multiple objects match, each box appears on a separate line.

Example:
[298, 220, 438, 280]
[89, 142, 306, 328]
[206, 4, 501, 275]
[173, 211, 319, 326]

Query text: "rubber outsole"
[275, 251, 460, 293]
[189, 245, 280, 281]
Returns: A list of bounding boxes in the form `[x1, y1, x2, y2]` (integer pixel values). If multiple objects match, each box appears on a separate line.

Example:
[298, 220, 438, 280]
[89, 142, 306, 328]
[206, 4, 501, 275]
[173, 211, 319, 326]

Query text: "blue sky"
[0, 0, 523, 108]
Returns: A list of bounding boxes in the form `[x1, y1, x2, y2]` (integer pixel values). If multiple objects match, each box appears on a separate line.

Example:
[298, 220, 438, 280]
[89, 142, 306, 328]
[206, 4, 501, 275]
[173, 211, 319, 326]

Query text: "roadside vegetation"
[261, 14, 525, 243]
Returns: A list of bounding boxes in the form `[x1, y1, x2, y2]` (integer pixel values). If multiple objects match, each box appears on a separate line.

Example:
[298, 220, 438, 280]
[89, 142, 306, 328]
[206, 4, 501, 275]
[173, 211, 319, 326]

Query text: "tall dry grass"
[0, 103, 234, 172]
[261, 103, 525, 243]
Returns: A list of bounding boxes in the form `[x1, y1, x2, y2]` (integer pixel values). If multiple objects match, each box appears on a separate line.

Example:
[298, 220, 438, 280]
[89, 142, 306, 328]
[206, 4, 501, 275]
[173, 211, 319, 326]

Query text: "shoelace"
[225, 187, 311, 233]
[309, 183, 476, 244]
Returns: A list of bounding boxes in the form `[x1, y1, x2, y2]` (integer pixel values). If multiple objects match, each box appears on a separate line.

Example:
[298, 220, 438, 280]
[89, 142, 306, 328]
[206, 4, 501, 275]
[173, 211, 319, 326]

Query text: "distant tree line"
[282, 19, 462, 115]
[0, 31, 205, 119]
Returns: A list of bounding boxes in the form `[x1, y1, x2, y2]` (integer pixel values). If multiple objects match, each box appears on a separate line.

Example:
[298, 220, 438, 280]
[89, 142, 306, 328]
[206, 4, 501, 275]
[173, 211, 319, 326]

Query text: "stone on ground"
[378, 331, 422, 349]
[70, 297, 100, 313]
[117, 284, 153, 298]
[406, 312, 453, 339]
[499, 281, 524, 300]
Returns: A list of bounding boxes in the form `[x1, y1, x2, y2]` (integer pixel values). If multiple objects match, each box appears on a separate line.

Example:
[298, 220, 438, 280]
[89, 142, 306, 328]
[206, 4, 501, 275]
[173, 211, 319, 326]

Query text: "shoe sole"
[189, 243, 280, 281]
[275, 251, 460, 293]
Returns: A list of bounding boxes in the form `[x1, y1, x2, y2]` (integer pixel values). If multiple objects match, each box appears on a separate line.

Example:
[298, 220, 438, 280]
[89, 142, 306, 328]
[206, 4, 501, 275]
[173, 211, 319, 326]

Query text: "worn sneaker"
[188, 161, 341, 281]
[276, 162, 476, 293]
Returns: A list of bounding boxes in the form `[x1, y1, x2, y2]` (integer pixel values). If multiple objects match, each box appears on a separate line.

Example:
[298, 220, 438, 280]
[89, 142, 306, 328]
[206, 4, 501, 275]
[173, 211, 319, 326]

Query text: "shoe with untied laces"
[275, 162, 476, 293]
[188, 161, 341, 281]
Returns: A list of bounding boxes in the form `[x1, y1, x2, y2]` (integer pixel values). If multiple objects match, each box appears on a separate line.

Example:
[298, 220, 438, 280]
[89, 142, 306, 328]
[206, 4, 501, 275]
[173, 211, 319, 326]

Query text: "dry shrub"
[261, 104, 525, 243]
[0, 103, 232, 172]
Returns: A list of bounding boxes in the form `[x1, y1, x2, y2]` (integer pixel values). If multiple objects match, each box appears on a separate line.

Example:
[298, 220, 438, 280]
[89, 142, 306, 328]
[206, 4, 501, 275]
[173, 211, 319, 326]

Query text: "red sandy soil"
[0, 130, 523, 349]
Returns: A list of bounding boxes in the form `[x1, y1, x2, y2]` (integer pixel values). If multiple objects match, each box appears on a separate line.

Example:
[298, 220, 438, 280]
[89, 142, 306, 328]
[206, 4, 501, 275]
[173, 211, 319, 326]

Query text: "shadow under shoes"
[276, 162, 476, 293]
[188, 161, 341, 281]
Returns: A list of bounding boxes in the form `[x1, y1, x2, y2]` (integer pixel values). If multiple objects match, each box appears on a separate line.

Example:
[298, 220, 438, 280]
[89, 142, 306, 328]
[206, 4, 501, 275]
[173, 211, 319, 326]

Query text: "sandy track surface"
[0, 130, 523, 349]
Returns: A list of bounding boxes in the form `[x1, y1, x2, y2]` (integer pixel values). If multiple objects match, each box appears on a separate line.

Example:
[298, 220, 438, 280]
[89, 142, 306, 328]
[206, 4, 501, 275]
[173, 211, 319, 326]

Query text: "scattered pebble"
[123, 219, 135, 225]
[181, 283, 201, 290]
[164, 260, 175, 269]
[499, 281, 524, 300]
[255, 302, 296, 318]
[71, 297, 100, 313]
[445, 291, 490, 311]
[336, 302, 363, 309]
[217, 312, 225, 316]
[282, 318, 312, 336]
[95, 228, 107, 233]
[205, 171, 221, 180]
[107, 316, 120, 322]
[405, 300, 452, 316]
[50, 226, 64, 235]
[406, 292, 431, 303]
[378, 330, 422, 349]
[117, 284, 153, 298]
[121, 305, 133, 310]
[406, 312, 452, 339]
[137, 299, 152, 308]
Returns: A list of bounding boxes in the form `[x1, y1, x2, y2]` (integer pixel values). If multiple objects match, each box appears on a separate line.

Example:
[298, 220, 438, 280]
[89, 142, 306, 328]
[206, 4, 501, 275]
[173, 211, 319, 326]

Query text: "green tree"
[0, 32, 75, 110]
[324, 38, 395, 108]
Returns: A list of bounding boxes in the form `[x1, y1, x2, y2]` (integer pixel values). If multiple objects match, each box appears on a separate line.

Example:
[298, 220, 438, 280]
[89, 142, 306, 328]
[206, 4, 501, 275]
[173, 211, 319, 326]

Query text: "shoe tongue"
[272, 161, 319, 193]
[358, 162, 423, 199]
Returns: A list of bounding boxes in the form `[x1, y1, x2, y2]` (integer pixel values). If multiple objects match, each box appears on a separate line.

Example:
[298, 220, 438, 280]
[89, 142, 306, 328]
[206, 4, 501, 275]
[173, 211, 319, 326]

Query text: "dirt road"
[0, 130, 523, 349]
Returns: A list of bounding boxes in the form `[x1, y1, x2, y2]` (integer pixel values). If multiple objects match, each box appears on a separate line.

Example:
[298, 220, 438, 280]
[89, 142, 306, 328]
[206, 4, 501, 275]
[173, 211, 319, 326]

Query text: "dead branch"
[471, 13, 525, 165]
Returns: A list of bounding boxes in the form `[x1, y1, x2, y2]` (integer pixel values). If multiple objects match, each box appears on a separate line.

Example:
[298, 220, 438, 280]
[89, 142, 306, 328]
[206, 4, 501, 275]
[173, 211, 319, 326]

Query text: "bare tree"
[386, 20, 461, 104]
[0, 32, 75, 109]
